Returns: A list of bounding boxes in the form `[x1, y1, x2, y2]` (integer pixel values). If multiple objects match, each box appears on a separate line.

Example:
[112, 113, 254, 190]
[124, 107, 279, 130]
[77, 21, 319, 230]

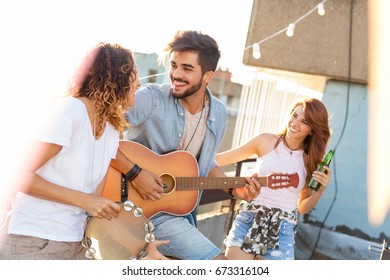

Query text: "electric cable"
[308, 0, 354, 260]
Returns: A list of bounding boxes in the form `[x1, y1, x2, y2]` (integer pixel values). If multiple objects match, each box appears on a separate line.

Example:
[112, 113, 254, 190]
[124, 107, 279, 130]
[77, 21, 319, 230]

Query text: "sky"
[0, 0, 253, 213]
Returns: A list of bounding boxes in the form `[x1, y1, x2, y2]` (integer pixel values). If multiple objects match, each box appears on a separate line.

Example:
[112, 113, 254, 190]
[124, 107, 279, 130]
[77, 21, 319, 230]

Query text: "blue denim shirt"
[124, 83, 228, 223]
[125, 83, 228, 177]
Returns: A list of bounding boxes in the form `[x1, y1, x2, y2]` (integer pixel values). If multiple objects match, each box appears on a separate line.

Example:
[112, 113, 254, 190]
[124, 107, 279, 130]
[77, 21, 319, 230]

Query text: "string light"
[286, 23, 295, 37]
[246, 0, 329, 59]
[252, 43, 261, 59]
[318, 3, 326, 16]
[139, 71, 168, 80]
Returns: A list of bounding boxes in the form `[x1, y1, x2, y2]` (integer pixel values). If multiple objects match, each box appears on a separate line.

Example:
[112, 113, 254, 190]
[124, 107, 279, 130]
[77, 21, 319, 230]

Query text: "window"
[148, 69, 157, 83]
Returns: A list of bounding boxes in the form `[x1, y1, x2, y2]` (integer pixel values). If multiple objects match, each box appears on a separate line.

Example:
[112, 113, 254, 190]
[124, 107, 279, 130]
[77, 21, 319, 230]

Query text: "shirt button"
[178, 134, 181, 137]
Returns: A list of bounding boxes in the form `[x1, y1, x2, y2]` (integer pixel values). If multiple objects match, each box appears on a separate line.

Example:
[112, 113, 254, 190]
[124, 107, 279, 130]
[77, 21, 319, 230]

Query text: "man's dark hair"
[165, 30, 221, 74]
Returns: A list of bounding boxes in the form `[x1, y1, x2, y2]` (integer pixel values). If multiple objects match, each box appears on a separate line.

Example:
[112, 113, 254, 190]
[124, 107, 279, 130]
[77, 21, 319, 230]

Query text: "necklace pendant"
[290, 150, 293, 155]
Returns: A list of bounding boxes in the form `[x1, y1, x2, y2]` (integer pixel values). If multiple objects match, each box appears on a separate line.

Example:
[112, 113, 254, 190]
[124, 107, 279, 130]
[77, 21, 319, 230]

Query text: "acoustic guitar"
[102, 140, 299, 219]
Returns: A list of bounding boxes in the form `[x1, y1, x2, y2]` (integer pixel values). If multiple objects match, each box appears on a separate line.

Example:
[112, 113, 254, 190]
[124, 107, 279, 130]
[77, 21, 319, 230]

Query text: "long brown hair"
[279, 97, 331, 186]
[68, 42, 137, 133]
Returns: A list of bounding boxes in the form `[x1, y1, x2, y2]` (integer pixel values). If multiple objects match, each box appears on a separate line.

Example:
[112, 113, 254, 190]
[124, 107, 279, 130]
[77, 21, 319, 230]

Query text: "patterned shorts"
[224, 211, 296, 260]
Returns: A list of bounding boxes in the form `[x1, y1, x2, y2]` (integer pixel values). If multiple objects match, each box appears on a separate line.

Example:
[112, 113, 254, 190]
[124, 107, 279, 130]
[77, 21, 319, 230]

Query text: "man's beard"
[170, 77, 203, 99]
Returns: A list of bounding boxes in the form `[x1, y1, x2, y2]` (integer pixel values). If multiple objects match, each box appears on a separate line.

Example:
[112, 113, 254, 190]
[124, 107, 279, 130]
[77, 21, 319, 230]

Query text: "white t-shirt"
[177, 98, 209, 159]
[8, 97, 119, 242]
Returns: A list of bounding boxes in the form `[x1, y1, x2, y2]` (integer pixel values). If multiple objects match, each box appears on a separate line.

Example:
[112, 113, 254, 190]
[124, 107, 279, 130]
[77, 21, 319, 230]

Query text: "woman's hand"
[312, 166, 331, 193]
[84, 195, 122, 220]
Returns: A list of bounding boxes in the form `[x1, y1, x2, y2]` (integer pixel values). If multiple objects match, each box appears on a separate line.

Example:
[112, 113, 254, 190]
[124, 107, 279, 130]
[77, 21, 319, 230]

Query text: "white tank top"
[251, 140, 307, 212]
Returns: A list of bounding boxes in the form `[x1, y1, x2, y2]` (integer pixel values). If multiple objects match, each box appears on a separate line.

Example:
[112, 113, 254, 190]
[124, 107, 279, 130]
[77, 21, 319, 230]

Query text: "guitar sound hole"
[160, 173, 175, 195]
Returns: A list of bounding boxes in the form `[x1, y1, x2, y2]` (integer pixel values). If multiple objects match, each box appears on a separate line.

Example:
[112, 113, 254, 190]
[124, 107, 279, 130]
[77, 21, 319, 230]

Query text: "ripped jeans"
[224, 211, 295, 260]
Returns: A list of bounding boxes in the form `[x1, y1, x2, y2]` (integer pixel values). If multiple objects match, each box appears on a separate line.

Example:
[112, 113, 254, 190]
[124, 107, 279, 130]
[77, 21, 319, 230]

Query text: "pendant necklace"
[184, 102, 205, 151]
[283, 136, 302, 155]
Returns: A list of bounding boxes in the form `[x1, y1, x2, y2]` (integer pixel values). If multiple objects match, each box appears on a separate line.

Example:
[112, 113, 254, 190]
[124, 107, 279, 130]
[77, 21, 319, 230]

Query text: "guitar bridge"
[121, 174, 128, 203]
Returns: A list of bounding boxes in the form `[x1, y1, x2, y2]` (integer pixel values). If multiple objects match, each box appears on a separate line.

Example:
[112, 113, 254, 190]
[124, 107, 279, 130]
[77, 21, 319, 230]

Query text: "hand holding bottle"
[308, 150, 334, 191]
[310, 166, 332, 193]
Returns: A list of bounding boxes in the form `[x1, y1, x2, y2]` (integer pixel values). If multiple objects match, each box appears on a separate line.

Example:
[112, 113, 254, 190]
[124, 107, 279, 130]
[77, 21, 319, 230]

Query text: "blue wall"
[307, 80, 389, 240]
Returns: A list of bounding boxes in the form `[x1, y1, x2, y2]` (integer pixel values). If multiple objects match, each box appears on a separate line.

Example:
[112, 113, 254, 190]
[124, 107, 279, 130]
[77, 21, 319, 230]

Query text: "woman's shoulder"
[260, 133, 278, 140]
[252, 133, 279, 144]
[250, 133, 279, 155]
[48, 97, 85, 116]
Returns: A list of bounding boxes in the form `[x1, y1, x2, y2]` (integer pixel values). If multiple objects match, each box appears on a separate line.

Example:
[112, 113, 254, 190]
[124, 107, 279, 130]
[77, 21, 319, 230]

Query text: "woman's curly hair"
[68, 42, 137, 134]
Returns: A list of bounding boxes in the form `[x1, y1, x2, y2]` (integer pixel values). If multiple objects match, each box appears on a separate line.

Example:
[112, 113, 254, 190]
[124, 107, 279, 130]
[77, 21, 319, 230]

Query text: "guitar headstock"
[267, 172, 299, 189]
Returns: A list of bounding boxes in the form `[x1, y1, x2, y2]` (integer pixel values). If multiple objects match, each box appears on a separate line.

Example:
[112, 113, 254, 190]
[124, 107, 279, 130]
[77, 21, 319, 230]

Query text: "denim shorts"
[224, 211, 295, 260]
[150, 213, 221, 260]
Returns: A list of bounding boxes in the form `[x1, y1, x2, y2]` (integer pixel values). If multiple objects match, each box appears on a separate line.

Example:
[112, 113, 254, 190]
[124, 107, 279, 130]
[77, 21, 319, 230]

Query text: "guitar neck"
[176, 177, 268, 191]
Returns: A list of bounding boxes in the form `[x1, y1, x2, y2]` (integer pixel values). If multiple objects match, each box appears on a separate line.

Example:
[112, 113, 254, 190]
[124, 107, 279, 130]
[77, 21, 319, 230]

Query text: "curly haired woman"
[0, 43, 167, 259]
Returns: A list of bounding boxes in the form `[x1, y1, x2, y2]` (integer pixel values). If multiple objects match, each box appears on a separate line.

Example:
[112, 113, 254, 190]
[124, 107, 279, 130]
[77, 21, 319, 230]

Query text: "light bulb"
[286, 23, 295, 37]
[317, 3, 325, 16]
[252, 43, 261, 59]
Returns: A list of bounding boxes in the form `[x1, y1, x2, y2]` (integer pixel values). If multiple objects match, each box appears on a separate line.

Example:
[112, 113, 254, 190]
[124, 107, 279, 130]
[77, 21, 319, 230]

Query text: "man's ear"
[203, 71, 214, 84]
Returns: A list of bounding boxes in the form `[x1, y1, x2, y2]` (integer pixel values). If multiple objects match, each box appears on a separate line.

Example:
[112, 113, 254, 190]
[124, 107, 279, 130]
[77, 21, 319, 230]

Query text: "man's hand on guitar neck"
[131, 169, 165, 200]
[208, 167, 261, 202]
[230, 173, 261, 202]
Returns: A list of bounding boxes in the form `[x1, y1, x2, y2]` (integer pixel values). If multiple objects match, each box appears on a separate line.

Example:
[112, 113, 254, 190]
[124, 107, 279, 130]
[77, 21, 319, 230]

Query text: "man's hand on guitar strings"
[132, 169, 165, 200]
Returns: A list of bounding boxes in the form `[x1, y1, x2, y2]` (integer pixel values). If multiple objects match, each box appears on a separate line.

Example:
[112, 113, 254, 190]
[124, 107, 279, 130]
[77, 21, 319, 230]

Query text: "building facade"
[241, 0, 389, 259]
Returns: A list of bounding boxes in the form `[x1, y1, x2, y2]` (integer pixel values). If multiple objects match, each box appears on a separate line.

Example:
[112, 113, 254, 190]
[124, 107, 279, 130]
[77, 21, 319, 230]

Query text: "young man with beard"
[110, 31, 260, 260]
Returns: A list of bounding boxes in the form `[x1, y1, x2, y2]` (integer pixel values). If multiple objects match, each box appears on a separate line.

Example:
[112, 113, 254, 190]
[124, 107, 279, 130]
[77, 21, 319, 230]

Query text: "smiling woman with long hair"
[216, 97, 331, 260]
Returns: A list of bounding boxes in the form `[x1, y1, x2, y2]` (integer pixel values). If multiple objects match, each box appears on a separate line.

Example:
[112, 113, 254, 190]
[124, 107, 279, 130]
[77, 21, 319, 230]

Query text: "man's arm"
[111, 149, 164, 200]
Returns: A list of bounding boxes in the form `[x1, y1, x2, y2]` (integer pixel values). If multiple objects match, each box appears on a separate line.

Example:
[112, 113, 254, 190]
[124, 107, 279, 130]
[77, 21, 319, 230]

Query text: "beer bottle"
[308, 149, 335, 191]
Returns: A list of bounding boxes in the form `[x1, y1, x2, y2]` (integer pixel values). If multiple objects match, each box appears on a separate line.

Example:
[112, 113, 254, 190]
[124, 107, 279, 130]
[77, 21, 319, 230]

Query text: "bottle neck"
[323, 150, 334, 165]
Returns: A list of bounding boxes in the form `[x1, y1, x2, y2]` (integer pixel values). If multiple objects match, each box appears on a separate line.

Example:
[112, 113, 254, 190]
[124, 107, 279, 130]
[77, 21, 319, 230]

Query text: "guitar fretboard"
[176, 177, 268, 191]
